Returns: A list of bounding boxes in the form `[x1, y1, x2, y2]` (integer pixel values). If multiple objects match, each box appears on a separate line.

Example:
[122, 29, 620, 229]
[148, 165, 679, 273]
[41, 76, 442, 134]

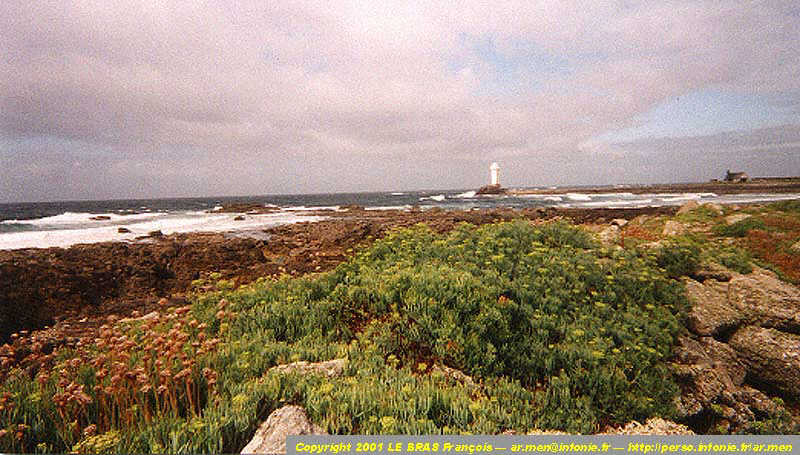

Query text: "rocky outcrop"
[729, 326, 800, 398]
[269, 359, 346, 378]
[241, 405, 326, 454]
[684, 279, 745, 337]
[684, 267, 800, 336]
[677, 201, 700, 215]
[662, 221, 686, 236]
[675, 265, 800, 432]
[475, 184, 506, 195]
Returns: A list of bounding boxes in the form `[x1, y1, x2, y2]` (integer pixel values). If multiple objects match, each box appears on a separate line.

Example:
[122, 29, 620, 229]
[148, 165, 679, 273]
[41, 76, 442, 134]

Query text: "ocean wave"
[565, 193, 592, 201]
[454, 190, 477, 198]
[420, 194, 446, 202]
[0, 212, 326, 250]
[0, 211, 164, 226]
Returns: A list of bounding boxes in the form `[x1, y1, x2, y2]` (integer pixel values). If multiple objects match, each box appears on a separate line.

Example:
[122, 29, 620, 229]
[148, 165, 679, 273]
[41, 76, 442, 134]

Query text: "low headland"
[1, 196, 800, 452]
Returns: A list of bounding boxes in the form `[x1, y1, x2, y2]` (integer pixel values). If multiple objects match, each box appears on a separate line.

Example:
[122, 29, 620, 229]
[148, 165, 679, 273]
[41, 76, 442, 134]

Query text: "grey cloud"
[1, 1, 799, 201]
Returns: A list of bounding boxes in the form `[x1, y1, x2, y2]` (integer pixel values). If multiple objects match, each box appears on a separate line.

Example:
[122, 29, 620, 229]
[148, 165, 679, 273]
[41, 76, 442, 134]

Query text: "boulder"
[727, 267, 800, 333]
[729, 326, 800, 398]
[597, 225, 620, 244]
[662, 220, 686, 236]
[677, 201, 700, 215]
[684, 278, 745, 337]
[703, 203, 724, 215]
[725, 214, 752, 225]
[117, 227, 131, 234]
[610, 218, 628, 227]
[684, 266, 800, 335]
[268, 359, 346, 378]
[148, 230, 164, 238]
[241, 405, 326, 454]
[234, 215, 246, 221]
[691, 262, 733, 282]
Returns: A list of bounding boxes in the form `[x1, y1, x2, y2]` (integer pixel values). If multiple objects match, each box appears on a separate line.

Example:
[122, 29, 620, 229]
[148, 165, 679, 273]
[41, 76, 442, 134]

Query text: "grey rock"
[610, 218, 628, 227]
[662, 220, 686, 236]
[729, 326, 800, 398]
[241, 405, 326, 454]
[704, 203, 724, 215]
[677, 201, 700, 215]
[684, 279, 745, 337]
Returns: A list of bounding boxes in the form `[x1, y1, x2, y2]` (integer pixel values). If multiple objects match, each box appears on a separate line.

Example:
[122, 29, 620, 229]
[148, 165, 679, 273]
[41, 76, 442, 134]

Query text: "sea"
[2, 189, 799, 250]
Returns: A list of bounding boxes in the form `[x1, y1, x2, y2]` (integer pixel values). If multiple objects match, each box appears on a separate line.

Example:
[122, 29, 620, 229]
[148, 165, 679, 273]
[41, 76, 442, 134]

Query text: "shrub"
[656, 243, 701, 278]
[712, 246, 753, 274]
[712, 218, 766, 238]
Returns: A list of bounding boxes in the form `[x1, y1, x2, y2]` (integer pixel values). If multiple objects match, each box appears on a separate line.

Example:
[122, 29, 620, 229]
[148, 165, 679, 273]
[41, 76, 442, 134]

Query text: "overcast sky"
[1, 1, 799, 202]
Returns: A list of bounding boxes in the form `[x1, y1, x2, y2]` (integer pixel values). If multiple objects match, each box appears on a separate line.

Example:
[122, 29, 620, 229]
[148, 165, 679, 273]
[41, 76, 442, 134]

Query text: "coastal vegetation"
[1, 220, 690, 452]
[1, 201, 799, 452]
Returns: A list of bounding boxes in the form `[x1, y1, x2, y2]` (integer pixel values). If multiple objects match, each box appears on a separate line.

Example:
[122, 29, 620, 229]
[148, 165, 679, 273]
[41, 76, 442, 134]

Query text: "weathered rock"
[671, 335, 778, 431]
[684, 279, 745, 337]
[597, 225, 620, 244]
[602, 418, 694, 435]
[729, 326, 800, 398]
[269, 359, 346, 378]
[241, 405, 326, 454]
[610, 218, 628, 227]
[684, 267, 800, 335]
[148, 230, 164, 238]
[728, 267, 800, 333]
[677, 201, 700, 215]
[691, 262, 733, 282]
[475, 184, 506, 195]
[662, 220, 686, 236]
[725, 214, 752, 225]
[791, 240, 800, 253]
[704, 203, 724, 215]
[233, 215, 246, 221]
[631, 215, 649, 225]
[117, 227, 131, 234]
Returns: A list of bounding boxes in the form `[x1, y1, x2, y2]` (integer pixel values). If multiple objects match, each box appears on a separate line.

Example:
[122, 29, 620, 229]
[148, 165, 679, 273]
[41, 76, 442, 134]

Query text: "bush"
[656, 243, 701, 278]
[712, 246, 753, 274]
[712, 218, 766, 237]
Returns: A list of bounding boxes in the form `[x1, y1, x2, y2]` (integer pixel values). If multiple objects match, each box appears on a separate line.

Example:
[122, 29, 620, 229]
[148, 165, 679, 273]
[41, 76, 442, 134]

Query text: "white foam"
[390, 192, 405, 196]
[565, 193, 592, 201]
[454, 190, 477, 198]
[580, 199, 654, 208]
[0, 212, 326, 250]
[420, 194, 446, 202]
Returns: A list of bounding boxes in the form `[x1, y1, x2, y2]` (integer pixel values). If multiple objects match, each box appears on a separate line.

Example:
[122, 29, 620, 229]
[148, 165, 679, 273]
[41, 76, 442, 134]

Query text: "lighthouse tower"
[490, 162, 500, 186]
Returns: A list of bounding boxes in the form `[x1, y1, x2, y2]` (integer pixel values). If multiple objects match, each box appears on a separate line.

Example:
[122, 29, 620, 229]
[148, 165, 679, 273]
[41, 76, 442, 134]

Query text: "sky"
[1, 1, 799, 202]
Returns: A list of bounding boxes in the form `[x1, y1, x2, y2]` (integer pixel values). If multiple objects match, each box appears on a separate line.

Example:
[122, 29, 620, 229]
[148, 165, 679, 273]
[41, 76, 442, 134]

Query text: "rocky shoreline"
[0, 205, 678, 342]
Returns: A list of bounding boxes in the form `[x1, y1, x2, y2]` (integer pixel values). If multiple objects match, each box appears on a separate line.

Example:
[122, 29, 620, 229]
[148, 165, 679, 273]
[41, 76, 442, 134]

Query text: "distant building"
[724, 170, 749, 182]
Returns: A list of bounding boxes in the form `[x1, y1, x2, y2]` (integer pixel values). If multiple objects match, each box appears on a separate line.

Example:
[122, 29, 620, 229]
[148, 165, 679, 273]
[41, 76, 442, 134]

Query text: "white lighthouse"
[490, 162, 500, 186]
